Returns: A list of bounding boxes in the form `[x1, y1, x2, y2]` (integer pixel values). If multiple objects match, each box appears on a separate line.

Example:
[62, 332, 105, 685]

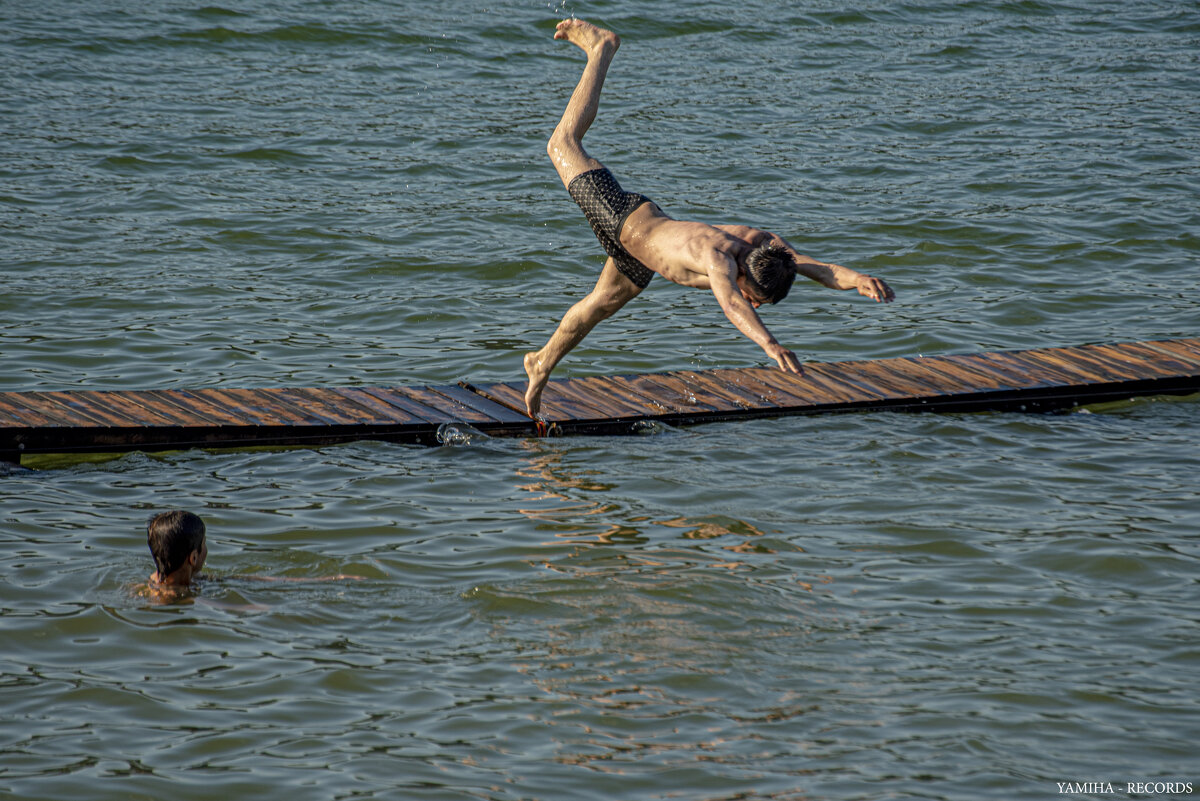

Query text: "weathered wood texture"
[1, 339, 1197, 463]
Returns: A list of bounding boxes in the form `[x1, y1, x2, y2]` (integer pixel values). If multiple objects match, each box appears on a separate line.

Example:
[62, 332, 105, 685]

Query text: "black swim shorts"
[567, 167, 655, 289]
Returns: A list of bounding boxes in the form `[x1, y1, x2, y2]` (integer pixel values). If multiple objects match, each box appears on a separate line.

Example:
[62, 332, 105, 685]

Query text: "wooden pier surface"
[1, 338, 1197, 464]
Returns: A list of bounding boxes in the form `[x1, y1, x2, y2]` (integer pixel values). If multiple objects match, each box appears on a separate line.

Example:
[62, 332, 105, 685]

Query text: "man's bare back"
[523, 19, 894, 419]
[624, 205, 893, 301]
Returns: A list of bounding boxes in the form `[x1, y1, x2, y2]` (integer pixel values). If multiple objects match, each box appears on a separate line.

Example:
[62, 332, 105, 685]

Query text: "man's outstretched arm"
[706, 255, 803, 373]
[769, 235, 895, 302]
[798, 258, 895, 302]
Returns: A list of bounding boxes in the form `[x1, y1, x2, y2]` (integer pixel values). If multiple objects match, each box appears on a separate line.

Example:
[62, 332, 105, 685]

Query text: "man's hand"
[856, 274, 895, 303]
[766, 342, 803, 374]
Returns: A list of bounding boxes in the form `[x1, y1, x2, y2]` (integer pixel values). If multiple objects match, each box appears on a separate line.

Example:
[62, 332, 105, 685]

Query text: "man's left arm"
[769, 235, 895, 303]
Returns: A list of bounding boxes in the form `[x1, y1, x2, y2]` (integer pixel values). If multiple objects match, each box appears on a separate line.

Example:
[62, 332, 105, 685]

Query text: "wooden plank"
[734, 367, 845, 406]
[428, 384, 530, 424]
[820, 361, 913, 401]
[195, 388, 314, 427]
[1084, 344, 1190, 380]
[162, 389, 261, 427]
[937, 353, 1051, 390]
[536, 379, 621, 419]
[636, 373, 738, 413]
[895, 356, 1009, 393]
[1136, 339, 1200, 368]
[26, 391, 142, 428]
[599, 374, 691, 413]
[10, 392, 107, 427]
[1103, 342, 1200, 376]
[711, 368, 822, 407]
[880, 356, 986, 394]
[671, 370, 769, 410]
[596, 376, 679, 415]
[566, 376, 669, 418]
[559, 378, 650, 418]
[80, 391, 187, 428]
[607, 373, 726, 414]
[328, 387, 429, 425]
[785, 364, 886, 404]
[1040, 346, 1143, 383]
[992, 350, 1088, 385]
[146, 389, 253, 427]
[276, 387, 389, 425]
[394, 386, 497, 425]
[964, 350, 1070, 388]
[835, 359, 947, 399]
[1104, 342, 1188, 373]
[208, 387, 326, 426]
[695, 370, 781, 405]
[268, 387, 383, 426]
[250, 388, 347, 426]
[105, 391, 204, 427]
[592, 374, 691, 411]
[0, 394, 65, 427]
[356, 387, 457, 423]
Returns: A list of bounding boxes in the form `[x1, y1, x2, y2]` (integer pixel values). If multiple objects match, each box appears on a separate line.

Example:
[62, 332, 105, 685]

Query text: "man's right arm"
[706, 254, 803, 374]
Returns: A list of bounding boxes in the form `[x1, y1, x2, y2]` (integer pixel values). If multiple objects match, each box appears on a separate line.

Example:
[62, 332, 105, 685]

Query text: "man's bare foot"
[554, 18, 619, 55]
[524, 351, 549, 418]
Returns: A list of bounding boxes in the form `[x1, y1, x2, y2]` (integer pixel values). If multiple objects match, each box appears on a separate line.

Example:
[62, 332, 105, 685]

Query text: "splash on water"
[630, 419, 670, 436]
[436, 422, 490, 446]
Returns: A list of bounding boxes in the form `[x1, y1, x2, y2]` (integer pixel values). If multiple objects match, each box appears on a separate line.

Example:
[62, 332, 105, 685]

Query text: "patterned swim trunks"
[567, 167, 655, 289]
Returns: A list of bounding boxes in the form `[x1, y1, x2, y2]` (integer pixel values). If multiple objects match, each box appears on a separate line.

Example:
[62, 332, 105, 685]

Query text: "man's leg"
[524, 257, 642, 418]
[546, 19, 621, 188]
[524, 19, 633, 418]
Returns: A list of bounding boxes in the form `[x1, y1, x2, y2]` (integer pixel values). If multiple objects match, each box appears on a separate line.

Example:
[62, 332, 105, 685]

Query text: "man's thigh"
[590, 257, 644, 308]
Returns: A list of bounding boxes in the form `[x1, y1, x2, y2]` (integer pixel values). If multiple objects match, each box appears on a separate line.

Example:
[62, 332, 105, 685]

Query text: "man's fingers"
[775, 352, 803, 374]
[861, 277, 894, 303]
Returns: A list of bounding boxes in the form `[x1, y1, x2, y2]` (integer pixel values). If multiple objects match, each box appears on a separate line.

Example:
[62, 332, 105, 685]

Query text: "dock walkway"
[2, 339, 1197, 464]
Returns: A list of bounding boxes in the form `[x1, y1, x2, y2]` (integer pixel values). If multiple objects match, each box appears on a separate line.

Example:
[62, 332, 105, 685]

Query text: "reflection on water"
[471, 441, 845, 789]
[514, 443, 781, 572]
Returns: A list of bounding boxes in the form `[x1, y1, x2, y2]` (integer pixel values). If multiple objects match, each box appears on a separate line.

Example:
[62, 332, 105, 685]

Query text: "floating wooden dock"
[1, 339, 1197, 464]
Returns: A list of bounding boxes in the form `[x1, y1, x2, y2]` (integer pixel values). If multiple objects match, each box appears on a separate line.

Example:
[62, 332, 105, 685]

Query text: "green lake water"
[2, 1, 1198, 798]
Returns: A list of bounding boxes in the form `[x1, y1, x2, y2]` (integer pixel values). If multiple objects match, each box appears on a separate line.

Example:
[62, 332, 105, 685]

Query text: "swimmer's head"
[147, 510, 207, 582]
[741, 243, 796, 305]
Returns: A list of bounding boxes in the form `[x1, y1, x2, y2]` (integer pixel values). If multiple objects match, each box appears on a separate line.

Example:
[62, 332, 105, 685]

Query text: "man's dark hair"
[743, 243, 796, 304]
[147, 510, 206, 578]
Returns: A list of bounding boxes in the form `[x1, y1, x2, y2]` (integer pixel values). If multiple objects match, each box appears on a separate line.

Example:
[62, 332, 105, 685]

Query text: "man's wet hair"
[744, 243, 796, 304]
[147, 510, 206, 579]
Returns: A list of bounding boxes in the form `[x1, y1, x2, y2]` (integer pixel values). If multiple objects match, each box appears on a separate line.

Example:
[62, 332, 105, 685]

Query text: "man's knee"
[582, 287, 629, 320]
[600, 282, 641, 315]
[596, 295, 624, 318]
[547, 128, 567, 155]
[548, 130, 592, 177]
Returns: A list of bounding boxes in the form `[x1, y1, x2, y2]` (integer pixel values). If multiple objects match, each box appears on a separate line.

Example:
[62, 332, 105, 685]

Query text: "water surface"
[2, 1, 1197, 799]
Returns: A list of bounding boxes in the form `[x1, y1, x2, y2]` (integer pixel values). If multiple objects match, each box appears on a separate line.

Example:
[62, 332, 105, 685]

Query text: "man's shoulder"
[710, 224, 774, 246]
